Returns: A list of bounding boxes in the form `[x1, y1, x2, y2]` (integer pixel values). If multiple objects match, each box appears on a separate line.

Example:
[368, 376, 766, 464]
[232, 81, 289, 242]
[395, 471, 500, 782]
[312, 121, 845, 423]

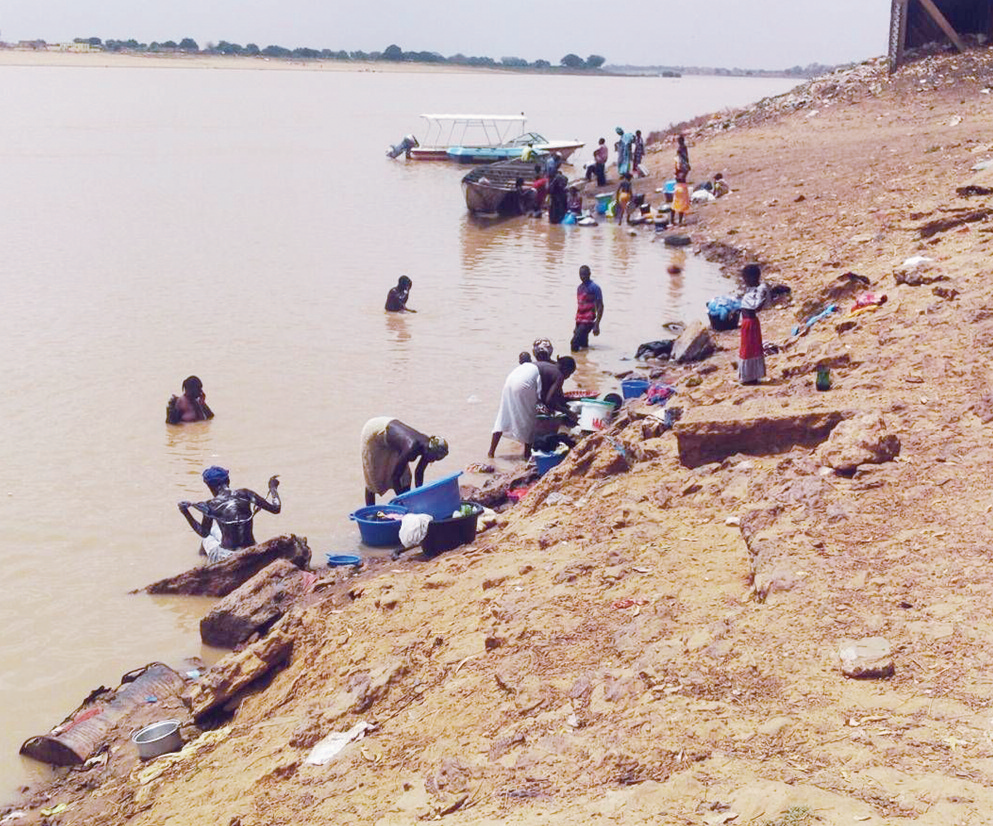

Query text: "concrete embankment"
[9, 48, 993, 826]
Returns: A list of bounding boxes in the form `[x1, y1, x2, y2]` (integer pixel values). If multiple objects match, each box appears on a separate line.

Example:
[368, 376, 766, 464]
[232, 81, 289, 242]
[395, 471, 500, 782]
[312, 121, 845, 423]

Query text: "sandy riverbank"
[9, 48, 993, 826]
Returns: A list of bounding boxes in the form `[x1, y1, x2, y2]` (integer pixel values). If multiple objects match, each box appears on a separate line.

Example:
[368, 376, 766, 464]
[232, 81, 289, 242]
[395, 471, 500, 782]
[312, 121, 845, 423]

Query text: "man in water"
[178, 466, 281, 563]
[385, 276, 416, 312]
[166, 376, 214, 424]
[571, 265, 604, 352]
[361, 418, 449, 505]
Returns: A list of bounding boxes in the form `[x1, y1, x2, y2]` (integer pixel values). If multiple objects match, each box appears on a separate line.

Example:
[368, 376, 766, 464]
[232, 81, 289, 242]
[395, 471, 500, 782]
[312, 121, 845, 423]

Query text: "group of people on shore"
[167, 127, 771, 560]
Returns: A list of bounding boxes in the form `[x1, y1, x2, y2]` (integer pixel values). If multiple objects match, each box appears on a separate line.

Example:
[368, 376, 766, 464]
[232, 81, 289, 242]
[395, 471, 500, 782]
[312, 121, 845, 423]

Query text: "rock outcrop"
[143, 535, 312, 597]
[199, 559, 317, 648]
[815, 412, 900, 475]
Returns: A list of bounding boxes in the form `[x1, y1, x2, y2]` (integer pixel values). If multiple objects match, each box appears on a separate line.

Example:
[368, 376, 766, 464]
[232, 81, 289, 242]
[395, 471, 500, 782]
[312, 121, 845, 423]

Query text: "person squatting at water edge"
[738, 263, 770, 385]
[178, 466, 281, 563]
[361, 418, 449, 505]
[571, 265, 604, 352]
[385, 275, 416, 312]
[166, 375, 214, 424]
[586, 137, 608, 187]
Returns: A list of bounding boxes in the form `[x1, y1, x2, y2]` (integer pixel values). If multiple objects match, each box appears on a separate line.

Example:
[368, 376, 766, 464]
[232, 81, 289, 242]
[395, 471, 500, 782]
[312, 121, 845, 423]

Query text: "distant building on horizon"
[890, 0, 993, 70]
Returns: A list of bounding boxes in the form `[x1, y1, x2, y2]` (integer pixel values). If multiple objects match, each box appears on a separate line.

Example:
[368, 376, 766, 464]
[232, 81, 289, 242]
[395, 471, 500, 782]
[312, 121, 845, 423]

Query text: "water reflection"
[384, 312, 412, 352]
[164, 421, 216, 480]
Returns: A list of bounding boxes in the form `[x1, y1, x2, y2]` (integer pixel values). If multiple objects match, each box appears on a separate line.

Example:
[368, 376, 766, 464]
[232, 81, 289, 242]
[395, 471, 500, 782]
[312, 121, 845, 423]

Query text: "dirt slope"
[9, 49, 993, 826]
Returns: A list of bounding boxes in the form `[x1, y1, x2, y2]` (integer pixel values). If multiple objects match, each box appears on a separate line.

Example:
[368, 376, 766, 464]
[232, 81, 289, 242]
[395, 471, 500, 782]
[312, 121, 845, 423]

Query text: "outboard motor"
[386, 134, 419, 159]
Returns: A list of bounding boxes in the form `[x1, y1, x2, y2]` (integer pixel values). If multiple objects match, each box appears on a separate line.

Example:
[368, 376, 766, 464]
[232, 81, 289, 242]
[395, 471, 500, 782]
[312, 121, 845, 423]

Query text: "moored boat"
[388, 114, 583, 164]
[461, 159, 543, 215]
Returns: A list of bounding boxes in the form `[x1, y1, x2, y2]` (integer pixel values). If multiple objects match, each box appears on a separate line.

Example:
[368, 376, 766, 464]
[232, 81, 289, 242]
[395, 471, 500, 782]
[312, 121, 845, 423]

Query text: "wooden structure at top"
[890, 0, 993, 70]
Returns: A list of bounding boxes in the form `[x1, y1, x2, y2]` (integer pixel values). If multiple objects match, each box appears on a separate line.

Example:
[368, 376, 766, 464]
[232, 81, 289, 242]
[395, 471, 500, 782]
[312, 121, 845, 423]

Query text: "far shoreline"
[0, 47, 807, 80]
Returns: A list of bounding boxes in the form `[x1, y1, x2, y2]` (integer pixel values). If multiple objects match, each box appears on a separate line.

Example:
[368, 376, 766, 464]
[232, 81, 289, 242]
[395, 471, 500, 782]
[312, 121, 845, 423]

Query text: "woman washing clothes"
[535, 356, 578, 421]
[360, 418, 448, 505]
[738, 264, 770, 385]
[489, 358, 543, 459]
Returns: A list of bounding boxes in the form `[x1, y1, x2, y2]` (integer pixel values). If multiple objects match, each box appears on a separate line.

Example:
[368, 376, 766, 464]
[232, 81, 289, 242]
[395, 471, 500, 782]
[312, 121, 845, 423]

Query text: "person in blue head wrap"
[178, 466, 281, 562]
[615, 126, 634, 177]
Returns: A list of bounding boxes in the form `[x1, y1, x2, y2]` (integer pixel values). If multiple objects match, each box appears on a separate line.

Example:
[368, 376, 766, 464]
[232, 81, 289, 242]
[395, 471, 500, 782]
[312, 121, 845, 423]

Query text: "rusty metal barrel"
[20, 662, 186, 766]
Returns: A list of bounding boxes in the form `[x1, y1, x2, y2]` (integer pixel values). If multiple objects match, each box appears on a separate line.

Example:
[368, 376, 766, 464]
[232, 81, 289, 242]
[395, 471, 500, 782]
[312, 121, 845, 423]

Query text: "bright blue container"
[621, 378, 651, 399]
[391, 472, 463, 519]
[533, 450, 567, 477]
[349, 504, 408, 547]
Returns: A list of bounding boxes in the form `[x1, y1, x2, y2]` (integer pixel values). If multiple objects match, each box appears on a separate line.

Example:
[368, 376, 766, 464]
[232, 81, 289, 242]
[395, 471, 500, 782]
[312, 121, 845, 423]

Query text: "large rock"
[200, 559, 317, 648]
[671, 320, 716, 363]
[143, 535, 311, 597]
[839, 637, 894, 679]
[816, 412, 900, 475]
[674, 407, 848, 468]
[187, 628, 295, 720]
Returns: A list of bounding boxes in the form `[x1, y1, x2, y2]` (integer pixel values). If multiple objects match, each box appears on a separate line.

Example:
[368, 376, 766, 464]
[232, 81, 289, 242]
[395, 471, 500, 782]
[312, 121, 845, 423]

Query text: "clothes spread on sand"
[361, 416, 412, 496]
[492, 362, 542, 445]
[739, 284, 769, 383]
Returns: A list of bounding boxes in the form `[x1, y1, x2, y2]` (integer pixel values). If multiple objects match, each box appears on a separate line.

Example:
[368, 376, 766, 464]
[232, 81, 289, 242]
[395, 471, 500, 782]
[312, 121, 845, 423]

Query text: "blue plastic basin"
[621, 379, 651, 399]
[326, 554, 362, 567]
[349, 505, 408, 547]
[390, 472, 463, 519]
[533, 450, 567, 477]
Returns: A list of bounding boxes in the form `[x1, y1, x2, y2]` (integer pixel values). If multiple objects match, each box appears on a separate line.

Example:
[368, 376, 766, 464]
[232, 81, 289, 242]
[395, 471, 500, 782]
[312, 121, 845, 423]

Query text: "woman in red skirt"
[739, 264, 769, 384]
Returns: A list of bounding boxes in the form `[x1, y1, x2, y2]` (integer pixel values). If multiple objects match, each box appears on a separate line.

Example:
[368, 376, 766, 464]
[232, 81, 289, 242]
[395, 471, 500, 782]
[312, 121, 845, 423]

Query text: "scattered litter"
[567, 713, 581, 728]
[144, 695, 158, 703]
[1, 811, 27, 823]
[544, 492, 574, 507]
[790, 304, 838, 337]
[40, 805, 69, 817]
[612, 598, 649, 609]
[725, 516, 741, 527]
[507, 486, 532, 503]
[186, 669, 201, 679]
[305, 721, 375, 766]
[465, 462, 495, 474]
[948, 115, 963, 127]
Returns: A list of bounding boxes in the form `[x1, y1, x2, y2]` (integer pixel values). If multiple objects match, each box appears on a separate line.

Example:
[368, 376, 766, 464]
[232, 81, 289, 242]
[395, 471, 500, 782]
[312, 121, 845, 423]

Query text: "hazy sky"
[0, 0, 892, 69]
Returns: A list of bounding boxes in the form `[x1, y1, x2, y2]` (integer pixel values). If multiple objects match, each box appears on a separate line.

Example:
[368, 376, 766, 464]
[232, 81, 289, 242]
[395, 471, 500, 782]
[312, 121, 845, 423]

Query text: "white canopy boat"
[390, 114, 583, 163]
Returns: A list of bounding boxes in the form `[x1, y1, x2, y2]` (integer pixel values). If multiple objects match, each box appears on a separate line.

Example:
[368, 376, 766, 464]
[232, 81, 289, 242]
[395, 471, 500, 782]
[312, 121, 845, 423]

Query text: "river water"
[0, 63, 796, 790]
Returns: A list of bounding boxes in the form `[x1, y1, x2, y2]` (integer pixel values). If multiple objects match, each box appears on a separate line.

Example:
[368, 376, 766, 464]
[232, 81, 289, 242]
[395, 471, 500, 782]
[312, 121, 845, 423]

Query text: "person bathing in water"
[385, 276, 416, 312]
[166, 375, 214, 424]
[361, 418, 449, 505]
[178, 466, 281, 563]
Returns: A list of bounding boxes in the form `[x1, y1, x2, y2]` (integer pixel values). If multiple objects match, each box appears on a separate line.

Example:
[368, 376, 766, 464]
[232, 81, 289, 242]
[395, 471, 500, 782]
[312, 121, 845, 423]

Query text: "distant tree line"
[69, 37, 607, 70]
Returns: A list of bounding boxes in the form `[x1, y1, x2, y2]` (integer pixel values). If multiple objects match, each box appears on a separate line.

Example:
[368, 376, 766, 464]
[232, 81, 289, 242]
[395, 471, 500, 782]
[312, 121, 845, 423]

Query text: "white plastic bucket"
[579, 399, 614, 431]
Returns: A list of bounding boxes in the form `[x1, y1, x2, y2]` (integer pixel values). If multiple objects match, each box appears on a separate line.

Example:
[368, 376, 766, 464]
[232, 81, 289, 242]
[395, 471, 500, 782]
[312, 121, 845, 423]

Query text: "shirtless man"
[360, 418, 449, 505]
[178, 466, 281, 562]
[166, 376, 214, 424]
[385, 276, 416, 313]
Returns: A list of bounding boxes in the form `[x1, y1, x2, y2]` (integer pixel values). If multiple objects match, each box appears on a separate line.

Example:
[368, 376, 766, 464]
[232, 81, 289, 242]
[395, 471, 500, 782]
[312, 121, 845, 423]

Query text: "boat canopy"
[417, 114, 527, 149]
